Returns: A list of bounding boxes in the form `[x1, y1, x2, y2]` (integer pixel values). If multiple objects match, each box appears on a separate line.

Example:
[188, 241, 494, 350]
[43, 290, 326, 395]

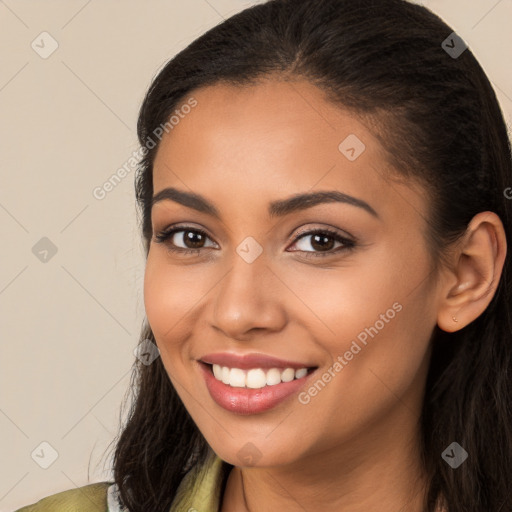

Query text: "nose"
[211, 251, 287, 341]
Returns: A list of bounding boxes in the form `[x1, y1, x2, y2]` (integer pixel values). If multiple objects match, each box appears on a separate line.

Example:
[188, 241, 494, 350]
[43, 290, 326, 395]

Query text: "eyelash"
[153, 225, 356, 258]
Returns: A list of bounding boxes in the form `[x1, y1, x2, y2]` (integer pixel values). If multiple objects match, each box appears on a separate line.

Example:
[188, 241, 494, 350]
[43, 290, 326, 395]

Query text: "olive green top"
[14, 451, 229, 512]
[14, 454, 449, 511]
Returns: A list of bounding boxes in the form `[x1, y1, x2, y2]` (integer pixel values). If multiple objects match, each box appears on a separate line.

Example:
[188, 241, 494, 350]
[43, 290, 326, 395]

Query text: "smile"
[211, 364, 311, 388]
[198, 359, 318, 415]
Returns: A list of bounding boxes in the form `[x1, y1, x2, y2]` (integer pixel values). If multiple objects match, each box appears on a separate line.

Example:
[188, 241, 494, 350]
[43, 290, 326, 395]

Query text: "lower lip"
[198, 362, 316, 415]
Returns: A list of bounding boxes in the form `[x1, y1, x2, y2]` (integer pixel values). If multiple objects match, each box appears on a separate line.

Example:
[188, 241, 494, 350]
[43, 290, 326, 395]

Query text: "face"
[144, 79, 440, 469]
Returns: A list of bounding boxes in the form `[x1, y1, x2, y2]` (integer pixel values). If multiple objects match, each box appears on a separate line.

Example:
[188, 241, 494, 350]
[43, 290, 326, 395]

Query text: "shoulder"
[13, 481, 113, 512]
[170, 452, 231, 511]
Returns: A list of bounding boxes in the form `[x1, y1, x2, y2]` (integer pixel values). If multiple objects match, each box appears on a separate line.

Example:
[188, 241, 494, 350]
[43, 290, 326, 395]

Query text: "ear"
[437, 211, 507, 333]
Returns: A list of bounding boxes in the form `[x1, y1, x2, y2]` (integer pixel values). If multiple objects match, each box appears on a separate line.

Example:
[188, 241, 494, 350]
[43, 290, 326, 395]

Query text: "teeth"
[246, 369, 267, 388]
[295, 368, 308, 379]
[266, 368, 281, 386]
[230, 368, 247, 388]
[211, 364, 311, 388]
[212, 364, 222, 380]
[281, 368, 295, 382]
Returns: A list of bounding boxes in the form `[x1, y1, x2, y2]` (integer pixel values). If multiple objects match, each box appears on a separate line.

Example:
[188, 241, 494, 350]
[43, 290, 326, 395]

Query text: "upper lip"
[199, 352, 317, 370]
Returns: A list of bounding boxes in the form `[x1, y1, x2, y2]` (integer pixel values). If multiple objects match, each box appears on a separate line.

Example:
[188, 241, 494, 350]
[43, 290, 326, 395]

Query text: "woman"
[16, 0, 512, 510]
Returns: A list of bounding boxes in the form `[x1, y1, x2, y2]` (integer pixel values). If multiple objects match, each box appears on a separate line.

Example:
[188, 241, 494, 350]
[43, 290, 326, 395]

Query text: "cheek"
[285, 249, 402, 345]
[143, 251, 205, 339]
[143, 254, 173, 339]
[300, 240, 434, 376]
[306, 254, 435, 425]
[143, 255, 195, 388]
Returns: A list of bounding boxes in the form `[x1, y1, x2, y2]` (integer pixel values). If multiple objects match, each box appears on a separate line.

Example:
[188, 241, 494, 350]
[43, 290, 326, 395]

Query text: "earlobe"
[437, 212, 507, 333]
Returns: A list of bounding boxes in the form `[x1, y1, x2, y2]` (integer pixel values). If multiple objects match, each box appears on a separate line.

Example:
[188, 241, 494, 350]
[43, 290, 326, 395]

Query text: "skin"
[143, 79, 507, 511]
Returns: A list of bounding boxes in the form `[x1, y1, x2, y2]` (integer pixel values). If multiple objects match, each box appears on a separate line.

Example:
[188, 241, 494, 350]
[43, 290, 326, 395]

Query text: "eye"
[153, 224, 356, 258]
[153, 226, 217, 255]
[288, 227, 355, 258]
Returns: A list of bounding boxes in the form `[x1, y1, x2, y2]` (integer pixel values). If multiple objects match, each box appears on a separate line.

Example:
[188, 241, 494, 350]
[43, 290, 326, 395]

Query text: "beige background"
[1, 0, 511, 510]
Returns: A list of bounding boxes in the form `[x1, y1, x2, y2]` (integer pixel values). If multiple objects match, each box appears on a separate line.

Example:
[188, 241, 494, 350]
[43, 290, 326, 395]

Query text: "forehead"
[152, 79, 427, 225]
[157, 79, 370, 153]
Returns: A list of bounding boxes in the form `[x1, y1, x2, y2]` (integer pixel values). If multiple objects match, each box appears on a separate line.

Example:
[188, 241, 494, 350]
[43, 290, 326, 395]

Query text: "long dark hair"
[107, 0, 512, 510]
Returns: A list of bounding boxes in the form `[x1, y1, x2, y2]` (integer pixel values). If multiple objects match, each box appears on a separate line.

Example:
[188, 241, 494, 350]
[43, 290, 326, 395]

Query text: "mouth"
[198, 360, 319, 415]
[201, 361, 317, 389]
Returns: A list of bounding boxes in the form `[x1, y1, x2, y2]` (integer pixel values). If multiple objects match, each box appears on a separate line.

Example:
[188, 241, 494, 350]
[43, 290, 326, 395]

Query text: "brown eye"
[289, 228, 355, 258]
[178, 230, 207, 249]
[153, 226, 216, 254]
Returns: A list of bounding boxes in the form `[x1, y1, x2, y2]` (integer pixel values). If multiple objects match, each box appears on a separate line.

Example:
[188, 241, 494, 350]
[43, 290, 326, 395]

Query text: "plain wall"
[1, 0, 511, 510]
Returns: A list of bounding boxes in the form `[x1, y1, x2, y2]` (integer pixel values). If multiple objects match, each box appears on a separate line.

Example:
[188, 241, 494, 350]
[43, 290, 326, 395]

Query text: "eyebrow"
[151, 187, 379, 219]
